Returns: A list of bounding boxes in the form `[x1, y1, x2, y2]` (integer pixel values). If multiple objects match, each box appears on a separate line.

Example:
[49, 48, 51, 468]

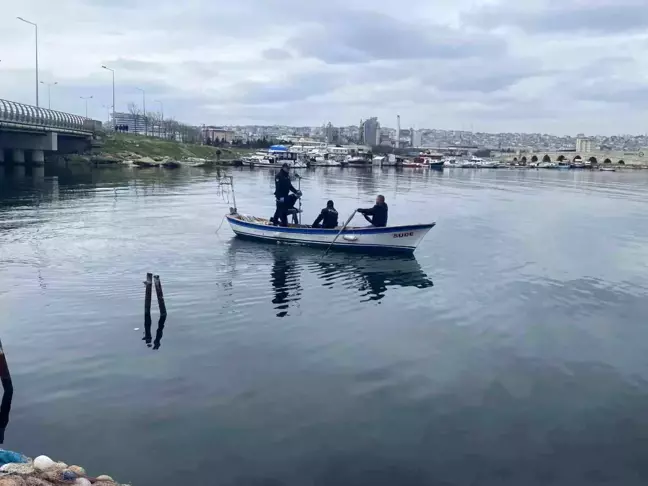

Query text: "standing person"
[312, 200, 339, 229]
[272, 163, 301, 226]
[357, 195, 388, 227]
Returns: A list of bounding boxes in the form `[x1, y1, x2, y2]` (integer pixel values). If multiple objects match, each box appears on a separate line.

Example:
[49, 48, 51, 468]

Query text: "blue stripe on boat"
[227, 215, 435, 235]
[231, 231, 416, 254]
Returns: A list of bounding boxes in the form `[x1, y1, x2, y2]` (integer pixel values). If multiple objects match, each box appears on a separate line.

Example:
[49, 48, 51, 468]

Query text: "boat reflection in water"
[227, 239, 434, 317]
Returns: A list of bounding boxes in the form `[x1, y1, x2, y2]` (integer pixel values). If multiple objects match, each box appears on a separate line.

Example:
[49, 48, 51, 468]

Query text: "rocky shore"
[47, 151, 238, 168]
[0, 452, 127, 486]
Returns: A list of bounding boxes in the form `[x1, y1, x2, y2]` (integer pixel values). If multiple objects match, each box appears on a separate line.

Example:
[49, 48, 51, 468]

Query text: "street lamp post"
[17, 17, 39, 107]
[39, 81, 57, 109]
[136, 87, 146, 135]
[80, 96, 93, 119]
[101, 65, 115, 128]
[154, 99, 163, 138]
[102, 104, 111, 124]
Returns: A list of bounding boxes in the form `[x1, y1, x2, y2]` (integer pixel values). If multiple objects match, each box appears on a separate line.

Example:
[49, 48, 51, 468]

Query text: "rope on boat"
[215, 215, 227, 234]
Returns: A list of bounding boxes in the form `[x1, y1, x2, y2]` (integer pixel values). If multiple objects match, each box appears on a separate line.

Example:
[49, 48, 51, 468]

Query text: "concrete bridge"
[502, 150, 648, 167]
[0, 99, 102, 165]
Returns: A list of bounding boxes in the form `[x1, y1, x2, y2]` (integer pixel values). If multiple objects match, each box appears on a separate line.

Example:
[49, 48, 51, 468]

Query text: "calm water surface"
[1, 163, 648, 485]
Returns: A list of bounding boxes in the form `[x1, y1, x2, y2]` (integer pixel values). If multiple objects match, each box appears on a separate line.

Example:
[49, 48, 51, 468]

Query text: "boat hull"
[226, 215, 435, 254]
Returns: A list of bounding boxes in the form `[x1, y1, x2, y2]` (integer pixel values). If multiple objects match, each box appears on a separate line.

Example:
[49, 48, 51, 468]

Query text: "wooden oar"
[323, 210, 357, 256]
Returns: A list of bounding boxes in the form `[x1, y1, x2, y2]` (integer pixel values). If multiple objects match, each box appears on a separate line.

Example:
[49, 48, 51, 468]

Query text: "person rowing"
[357, 195, 388, 227]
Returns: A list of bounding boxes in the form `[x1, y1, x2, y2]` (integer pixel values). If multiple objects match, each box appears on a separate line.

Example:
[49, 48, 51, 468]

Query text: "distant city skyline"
[214, 121, 648, 152]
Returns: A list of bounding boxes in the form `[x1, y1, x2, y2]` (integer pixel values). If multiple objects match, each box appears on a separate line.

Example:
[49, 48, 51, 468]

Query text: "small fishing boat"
[226, 212, 435, 254]
[217, 175, 435, 254]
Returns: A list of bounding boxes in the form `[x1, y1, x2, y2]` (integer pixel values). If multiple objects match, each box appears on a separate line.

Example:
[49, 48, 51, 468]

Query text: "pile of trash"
[0, 450, 128, 486]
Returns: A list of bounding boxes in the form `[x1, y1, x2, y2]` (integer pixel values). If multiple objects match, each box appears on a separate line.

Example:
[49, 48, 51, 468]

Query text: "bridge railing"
[0, 99, 92, 133]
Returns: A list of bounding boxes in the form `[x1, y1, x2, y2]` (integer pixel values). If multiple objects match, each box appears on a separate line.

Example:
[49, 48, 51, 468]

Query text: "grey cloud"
[287, 10, 506, 64]
[463, 0, 648, 35]
[262, 49, 293, 61]
[572, 80, 648, 107]
[423, 60, 550, 94]
[107, 58, 164, 72]
[233, 72, 343, 104]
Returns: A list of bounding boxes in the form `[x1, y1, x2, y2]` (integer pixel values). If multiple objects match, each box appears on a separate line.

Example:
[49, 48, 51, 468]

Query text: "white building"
[576, 137, 593, 152]
[111, 112, 147, 134]
[411, 129, 422, 148]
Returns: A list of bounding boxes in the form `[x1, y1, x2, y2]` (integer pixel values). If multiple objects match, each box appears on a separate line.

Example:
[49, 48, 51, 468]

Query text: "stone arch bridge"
[503, 151, 647, 167]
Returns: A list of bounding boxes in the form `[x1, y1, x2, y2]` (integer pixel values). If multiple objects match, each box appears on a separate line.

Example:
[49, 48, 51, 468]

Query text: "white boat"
[460, 159, 477, 168]
[477, 160, 500, 168]
[243, 152, 277, 167]
[443, 158, 458, 168]
[345, 155, 372, 167]
[539, 161, 557, 169]
[243, 152, 307, 169]
[226, 212, 435, 254]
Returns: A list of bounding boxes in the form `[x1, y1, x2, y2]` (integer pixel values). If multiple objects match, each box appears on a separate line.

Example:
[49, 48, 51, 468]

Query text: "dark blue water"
[2, 163, 648, 485]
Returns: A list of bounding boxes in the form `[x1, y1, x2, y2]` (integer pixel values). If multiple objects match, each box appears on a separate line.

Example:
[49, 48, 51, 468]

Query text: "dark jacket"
[274, 170, 298, 200]
[312, 207, 339, 229]
[359, 203, 388, 227]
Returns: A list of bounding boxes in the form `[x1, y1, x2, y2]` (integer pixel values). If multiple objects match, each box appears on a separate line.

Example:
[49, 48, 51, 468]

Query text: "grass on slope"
[99, 133, 237, 160]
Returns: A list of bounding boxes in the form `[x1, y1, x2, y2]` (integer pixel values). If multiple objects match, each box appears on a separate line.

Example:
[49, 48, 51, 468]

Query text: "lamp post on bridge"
[136, 87, 146, 136]
[16, 17, 39, 108]
[101, 65, 115, 128]
[39, 81, 57, 109]
[80, 95, 93, 119]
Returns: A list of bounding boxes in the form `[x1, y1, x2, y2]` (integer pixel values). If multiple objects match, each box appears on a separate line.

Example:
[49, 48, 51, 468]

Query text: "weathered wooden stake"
[154, 275, 167, 316]
[0, 339, 13, 395]
[144, 272, 153, 316]
[143, 313, 153, 347]
[153, 315, 167, 350]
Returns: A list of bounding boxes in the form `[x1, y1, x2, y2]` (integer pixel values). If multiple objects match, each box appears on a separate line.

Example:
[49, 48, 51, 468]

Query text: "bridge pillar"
[11, 164, 25, 180]
[11, 149, 25, 164]
[0, 149, 4, 164]
[30, 150, 45, 166]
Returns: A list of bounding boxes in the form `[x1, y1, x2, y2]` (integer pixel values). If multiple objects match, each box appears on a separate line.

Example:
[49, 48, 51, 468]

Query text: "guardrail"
[0, 99, 93, 133]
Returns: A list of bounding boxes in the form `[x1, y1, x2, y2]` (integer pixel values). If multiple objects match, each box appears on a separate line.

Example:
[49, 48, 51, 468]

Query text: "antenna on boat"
[216, 174, 237, 214]
[229, 176, 237, 214]
[294, 172, 302, 225]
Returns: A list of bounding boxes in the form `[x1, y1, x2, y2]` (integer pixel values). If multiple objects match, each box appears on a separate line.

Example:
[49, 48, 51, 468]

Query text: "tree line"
[119, 102, 202, 144]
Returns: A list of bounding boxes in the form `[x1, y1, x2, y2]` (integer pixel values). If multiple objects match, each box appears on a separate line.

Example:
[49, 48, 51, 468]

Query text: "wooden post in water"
[154, 275, 167, 317]
[144, 272, 153, 316]
[0, 339, 12, 394]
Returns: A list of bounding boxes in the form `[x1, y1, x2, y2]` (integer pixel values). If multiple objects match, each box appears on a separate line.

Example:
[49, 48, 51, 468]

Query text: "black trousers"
[273, 199, 289, 226]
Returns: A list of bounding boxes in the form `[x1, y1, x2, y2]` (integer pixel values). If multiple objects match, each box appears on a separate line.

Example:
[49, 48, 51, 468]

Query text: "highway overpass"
[0, 99, 102, 165]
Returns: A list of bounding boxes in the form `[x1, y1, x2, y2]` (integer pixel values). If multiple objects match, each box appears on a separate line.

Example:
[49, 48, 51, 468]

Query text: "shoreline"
[0, 450, 127, 485]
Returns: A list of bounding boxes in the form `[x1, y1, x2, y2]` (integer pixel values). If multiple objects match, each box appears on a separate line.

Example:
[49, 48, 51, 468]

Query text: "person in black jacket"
[358, 195, 388, 227]
[272, 163, 301, 226]
[312, 200, 339, 229]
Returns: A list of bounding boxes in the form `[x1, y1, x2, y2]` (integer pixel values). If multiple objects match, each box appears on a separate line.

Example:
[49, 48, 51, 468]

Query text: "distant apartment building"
[411, 129, 422, 148]
[576, 137, 593, 152]
[324, 122, 340, 144]
[202, 126, 235, 143]
[359, 117, 380, 146]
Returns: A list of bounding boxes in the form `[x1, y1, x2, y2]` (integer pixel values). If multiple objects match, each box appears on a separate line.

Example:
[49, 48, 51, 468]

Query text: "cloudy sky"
[1, 0, 647, 134]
